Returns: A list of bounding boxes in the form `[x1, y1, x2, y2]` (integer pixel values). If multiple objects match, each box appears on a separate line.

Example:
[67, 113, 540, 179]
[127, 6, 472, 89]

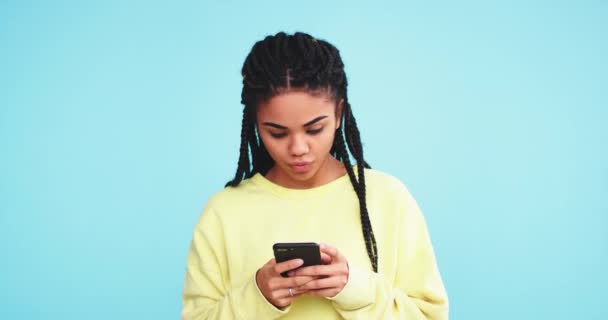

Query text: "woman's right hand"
[255, 258, 316, 309]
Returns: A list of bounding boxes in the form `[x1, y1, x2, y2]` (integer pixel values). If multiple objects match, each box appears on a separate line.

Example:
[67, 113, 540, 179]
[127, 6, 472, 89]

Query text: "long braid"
[334, 125, 357, 187]
[336, 102, 378, 272]
[226, 107, 252, 187]
[226, 32, 378, 272]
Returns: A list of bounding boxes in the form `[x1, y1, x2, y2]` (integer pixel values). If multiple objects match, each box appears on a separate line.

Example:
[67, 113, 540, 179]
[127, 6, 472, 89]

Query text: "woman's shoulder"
[203, 177, 259, 208]
[363, 168, 410, 193]
[363, 168, 425, 220]
[192, 179, 261, 230]
[363, 168, 423, 207]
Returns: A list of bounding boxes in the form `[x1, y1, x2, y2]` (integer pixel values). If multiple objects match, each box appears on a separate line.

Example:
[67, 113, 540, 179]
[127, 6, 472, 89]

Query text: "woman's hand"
[287, 243, 349, 298]
[255, 258, 317, 309]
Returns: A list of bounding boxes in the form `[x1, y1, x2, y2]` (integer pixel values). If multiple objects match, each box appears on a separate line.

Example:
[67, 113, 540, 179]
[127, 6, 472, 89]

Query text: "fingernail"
[296, 259, 304, 266]
[288, 271, 295, 276]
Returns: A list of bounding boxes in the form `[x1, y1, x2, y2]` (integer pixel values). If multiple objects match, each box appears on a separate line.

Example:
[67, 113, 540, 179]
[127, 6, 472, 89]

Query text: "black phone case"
[273, 242, 321, 277]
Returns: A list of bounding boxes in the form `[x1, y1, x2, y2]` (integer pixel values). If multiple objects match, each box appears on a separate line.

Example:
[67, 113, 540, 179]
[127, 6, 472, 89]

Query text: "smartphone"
[273, 242, 322, 277]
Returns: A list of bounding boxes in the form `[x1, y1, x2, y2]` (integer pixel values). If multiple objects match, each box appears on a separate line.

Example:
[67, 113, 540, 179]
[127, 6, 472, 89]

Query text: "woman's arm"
[328, 191, 449, 319]
[181, 208, 289, 320]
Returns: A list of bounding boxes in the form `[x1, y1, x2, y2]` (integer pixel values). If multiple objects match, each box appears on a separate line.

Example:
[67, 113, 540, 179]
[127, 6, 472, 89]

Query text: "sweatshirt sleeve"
[327, 187, 449, 319]
[181, 207, 289, 320]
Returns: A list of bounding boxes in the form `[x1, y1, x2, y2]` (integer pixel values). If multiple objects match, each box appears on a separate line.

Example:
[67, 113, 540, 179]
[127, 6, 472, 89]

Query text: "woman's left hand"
[287, 243, 349, 298]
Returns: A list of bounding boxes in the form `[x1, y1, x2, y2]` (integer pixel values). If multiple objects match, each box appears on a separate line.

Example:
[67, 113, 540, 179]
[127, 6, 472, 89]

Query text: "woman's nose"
[289, 134, 309, 156]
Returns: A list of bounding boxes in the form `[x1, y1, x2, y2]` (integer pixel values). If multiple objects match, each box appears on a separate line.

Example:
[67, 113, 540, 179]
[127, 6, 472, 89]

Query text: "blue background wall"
[1, 1, 606, 319]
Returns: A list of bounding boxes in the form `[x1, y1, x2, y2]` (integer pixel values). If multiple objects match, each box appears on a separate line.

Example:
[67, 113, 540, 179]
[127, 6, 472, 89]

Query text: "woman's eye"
[270, 132, 287, 138]
[307, 128, 323, 135]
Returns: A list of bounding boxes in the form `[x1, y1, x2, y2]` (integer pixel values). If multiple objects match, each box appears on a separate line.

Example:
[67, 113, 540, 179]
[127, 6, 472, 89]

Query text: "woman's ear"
[335, 99, 344, 129]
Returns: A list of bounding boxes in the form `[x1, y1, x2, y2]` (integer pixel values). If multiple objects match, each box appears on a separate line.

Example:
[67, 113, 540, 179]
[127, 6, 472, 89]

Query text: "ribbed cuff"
[326, 265, 375, 310]
[231, 273, 291, 319]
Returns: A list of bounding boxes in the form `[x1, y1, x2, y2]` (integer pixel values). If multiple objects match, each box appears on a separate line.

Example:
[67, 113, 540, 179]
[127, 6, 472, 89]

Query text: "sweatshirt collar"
[249, 171, 353, 199]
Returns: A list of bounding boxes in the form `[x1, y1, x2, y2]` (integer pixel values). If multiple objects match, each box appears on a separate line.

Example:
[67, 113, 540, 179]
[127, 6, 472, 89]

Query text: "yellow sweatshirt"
[182, 168, 448, 319]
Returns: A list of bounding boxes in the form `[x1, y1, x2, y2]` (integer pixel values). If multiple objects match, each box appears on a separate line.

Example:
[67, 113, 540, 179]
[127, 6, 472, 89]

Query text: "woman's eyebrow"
[303, 115, 328, 127]
[262, 122, 287, 129]
[262, 115, 328, 130]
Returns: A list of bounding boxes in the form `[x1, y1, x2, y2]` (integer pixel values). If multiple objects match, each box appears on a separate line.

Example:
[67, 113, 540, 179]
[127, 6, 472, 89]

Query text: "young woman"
[182, 31, 449, 320]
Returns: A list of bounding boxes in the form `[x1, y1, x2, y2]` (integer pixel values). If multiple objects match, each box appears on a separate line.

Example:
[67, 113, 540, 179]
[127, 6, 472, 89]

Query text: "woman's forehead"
[256, 91, 336, 123]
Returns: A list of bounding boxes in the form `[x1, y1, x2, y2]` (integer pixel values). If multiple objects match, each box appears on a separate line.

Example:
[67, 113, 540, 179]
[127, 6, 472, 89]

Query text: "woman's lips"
[290, 162, 312, 173]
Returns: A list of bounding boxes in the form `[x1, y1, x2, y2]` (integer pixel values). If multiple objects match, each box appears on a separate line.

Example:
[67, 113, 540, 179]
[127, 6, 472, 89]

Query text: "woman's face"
[256, 90, 343, 189]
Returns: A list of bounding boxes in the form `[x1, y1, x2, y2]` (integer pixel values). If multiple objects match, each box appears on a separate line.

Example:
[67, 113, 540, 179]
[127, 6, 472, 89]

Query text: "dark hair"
[225, 31, 378, 272]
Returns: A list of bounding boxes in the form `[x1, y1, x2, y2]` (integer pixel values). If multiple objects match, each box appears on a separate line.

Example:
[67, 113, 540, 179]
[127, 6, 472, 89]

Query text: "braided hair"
[225, 32, 378, 272]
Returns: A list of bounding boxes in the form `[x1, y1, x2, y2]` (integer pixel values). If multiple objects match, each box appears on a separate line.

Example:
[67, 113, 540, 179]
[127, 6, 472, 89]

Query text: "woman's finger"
[288, 262, 347, 277]
[282, 286, 307, 298]
[277, 275, 316, 289]
[274, 258, 304, 275]
[320, 252, 332, 264]
[271, 295, 296, 309]
[319, 243, 341, 259]
[297, 275, 345, 291]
